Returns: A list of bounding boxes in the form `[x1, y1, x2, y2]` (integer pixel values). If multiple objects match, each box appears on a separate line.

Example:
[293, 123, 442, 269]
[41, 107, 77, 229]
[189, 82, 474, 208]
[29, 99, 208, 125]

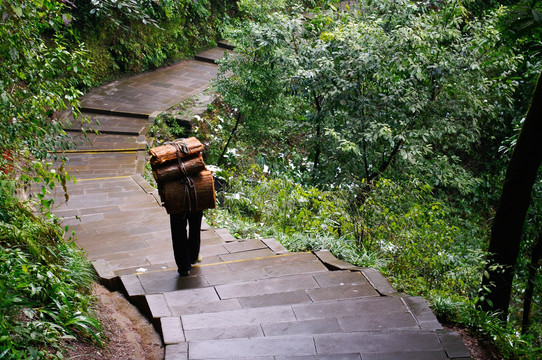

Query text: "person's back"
[148, 137, 216, 276]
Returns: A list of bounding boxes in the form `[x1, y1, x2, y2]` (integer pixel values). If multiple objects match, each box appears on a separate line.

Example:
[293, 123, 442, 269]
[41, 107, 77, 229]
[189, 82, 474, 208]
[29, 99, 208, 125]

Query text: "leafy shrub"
[0, 196, 100, 359]
[363, 179, 493, 302]
[0, 0, 89, 196]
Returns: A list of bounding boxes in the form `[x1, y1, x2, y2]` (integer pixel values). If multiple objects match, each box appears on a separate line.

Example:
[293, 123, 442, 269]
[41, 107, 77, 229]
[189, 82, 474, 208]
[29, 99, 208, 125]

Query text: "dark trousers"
[169, 210, 203, 272]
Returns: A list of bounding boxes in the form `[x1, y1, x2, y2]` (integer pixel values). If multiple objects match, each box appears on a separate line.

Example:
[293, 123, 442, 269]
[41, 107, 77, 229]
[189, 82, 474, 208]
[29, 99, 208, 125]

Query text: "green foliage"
[237, 0, 338, 20]
[0, 196, 99, 359]
[0, 0, 89, 196]
[0, 0, 100, 338]
[215, 1, 524, 193]
[219, 167, 352, 236]
[358, 178, 488, 297]
[148, 113, 190, 143]
[71, 0, 237, 83]
[432, 295, 542, 359]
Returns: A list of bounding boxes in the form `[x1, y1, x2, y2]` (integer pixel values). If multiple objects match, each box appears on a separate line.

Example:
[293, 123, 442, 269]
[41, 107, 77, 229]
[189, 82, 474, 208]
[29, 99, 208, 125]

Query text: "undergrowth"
[0, 195, 100, 359]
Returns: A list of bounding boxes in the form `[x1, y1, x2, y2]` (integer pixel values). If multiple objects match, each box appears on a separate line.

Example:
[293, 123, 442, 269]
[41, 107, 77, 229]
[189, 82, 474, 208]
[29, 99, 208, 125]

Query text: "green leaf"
[12, 5, 22, 17]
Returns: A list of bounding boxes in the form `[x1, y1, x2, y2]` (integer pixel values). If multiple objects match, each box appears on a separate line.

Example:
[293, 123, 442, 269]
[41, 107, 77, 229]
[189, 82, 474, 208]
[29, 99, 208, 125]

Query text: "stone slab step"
[154, 295, 448, 352]
[162, 302, 469, 358]
[178, 296, 416, 332]
[82, 227, 220, 277]
[204, 256, 328, 286]
[62, 112, 150, 136]
[123, 253, 327, 296]
[81, 60, 219, 114]
[194, 47, 233, 64]
[141, 270, 391, 321]
[64, 132, 141, 151]
[52, 177, 160, 217]
[56, 152, 139, 179]
[140, 270, 384, 320]
[80, 107, 150, 119]
[185, 332, 453, 359]
[147, 272, 376, 316]
[217, 40, 234, 50]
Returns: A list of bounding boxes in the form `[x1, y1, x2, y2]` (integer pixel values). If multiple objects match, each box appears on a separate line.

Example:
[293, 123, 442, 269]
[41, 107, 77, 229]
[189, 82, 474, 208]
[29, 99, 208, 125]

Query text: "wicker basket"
[158, 170, 216, 214]
[149, 137, 204, 167]
[152, 153, 205, 183]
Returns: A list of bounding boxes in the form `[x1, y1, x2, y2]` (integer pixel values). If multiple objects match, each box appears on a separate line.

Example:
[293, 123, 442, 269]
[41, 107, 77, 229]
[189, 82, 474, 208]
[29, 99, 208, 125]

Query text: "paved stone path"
[52, 44, 472, 359]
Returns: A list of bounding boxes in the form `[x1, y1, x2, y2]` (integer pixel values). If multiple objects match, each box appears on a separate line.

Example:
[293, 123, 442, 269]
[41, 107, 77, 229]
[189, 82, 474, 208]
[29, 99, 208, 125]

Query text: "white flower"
[227, 193, 241, 200]
[226, 148, 239, 157]
[206, 165, 222, 173]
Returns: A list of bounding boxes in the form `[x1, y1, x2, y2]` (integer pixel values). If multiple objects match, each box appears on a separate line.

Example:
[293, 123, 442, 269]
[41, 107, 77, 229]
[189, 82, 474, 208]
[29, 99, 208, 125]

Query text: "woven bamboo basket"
[158, 170, 216, 214]
[149, 137, 204, 167]
[152, 153, 205, 183]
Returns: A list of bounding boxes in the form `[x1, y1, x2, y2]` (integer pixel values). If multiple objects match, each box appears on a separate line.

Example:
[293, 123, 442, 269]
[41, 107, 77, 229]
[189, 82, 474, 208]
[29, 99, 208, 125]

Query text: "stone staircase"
[118, 229, 466, 359]
[50, 43, 472, 359]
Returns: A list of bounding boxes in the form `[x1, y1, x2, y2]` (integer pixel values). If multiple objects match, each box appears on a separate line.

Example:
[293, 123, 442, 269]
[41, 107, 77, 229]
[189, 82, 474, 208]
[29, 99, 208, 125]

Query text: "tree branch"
[217, 111, 242, 166]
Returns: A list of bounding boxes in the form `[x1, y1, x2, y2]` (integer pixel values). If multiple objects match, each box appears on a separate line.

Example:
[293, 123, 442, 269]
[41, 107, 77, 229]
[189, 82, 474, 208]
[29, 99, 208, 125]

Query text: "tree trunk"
[480, 72, 542, 317]
[312, 93, 323, 182]
[370, 138, 404, 181]
[313, 122, 322, 180]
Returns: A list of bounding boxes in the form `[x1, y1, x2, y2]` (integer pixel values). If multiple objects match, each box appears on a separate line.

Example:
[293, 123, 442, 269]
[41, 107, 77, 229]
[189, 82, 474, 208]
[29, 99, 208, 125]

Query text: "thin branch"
[217, 111, 242, 166]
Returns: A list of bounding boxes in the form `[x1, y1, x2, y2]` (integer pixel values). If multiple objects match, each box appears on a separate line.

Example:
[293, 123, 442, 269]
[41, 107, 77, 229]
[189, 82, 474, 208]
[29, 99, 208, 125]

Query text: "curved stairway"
[52, 44, 472, 360]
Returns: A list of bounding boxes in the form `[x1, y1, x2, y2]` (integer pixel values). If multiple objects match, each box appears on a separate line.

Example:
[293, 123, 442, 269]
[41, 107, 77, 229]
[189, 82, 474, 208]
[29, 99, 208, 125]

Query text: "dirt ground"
[444, 324, 501, 360]
[65, 284, 498, 360]
[64, 283, 164, 359]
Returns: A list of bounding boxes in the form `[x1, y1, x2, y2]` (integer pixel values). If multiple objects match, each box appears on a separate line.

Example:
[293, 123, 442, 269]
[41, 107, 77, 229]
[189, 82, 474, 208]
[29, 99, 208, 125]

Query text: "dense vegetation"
[0, 0, 235, 357]
[2, 0, 541, 358]
[0, 195, 99, 358]
[159, 0, 541, 358]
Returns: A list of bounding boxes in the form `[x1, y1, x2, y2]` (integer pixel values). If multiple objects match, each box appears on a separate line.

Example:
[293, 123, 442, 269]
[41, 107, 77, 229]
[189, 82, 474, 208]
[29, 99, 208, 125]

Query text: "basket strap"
[168, 138, 189, 154]
[181, 176, 198, 212]
[171, 142, 188, 177]
[166, 138, 199, 211]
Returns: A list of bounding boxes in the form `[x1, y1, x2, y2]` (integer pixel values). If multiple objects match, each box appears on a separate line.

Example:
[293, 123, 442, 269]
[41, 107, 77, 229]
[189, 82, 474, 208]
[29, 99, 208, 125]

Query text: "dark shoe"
[177, 269, 190, 277]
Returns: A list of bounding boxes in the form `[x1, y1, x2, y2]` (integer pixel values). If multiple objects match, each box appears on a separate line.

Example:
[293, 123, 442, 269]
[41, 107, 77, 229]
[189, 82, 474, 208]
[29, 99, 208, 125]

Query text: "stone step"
[151, 293, 454, 356]
[145, 268, 469, 359]
[80, 107, 150, 119]
[217, 39, 234, 50]
[81, 60, 219, 114]
[177, 296, 418, 332]
[62, 112, 150, 136]
[178, 297, 420, 339]
[125, 252, 328, 295]
[194, 47, 233, 64]
[141, 269, 389, 321]
[64, 132, 142, 151]
[56, 152, 140, 179]
[179, 332, 457, 360]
